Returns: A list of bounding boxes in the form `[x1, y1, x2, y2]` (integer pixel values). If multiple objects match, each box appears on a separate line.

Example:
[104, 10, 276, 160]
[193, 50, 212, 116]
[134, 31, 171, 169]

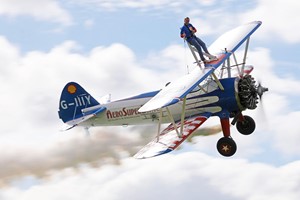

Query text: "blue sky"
[1, 0, 300, 199]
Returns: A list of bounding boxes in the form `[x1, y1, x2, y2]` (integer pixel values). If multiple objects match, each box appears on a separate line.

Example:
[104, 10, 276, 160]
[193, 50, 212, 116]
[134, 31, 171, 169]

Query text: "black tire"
[236, 115, 256, 135]
[217, 137, 237, 157]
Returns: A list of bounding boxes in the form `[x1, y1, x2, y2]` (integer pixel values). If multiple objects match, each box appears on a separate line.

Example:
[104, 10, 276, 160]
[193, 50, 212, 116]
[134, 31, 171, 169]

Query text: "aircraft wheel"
[217, 137, 237, 157]
[236, 115, 255, 135]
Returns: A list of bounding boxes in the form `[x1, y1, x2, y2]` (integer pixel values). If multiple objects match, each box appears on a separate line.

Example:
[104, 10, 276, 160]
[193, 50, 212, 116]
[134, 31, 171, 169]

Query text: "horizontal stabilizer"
[61, 107, 106, 131]
[82, 107, 106, 116]
[134, 113, 211, 159]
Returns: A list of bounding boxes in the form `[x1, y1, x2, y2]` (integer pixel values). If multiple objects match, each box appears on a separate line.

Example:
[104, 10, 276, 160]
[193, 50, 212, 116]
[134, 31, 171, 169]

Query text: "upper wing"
[134, 113, 211, 159]
[138, 21, 261, 113]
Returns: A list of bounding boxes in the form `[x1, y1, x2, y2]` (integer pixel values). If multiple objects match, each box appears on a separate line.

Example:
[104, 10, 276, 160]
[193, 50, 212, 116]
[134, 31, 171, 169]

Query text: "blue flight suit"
[180, 23, 210, 61]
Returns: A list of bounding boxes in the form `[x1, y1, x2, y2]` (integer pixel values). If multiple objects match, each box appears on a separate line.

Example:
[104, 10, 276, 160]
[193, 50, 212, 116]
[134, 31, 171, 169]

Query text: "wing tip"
[138, 106, 149, 113]
[134, 148, 173, 159]
[248, 20, 262, 24]
[138, 98, 180, 113]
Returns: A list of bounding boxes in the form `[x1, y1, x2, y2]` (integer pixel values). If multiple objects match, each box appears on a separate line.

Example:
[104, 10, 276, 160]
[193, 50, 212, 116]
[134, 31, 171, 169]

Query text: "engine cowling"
[237, 75, 259, 110]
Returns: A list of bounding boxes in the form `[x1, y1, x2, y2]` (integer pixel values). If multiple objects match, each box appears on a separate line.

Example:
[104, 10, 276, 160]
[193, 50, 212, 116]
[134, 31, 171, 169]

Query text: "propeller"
[257, 81, 269, 100]
[255, 81, 269, 126]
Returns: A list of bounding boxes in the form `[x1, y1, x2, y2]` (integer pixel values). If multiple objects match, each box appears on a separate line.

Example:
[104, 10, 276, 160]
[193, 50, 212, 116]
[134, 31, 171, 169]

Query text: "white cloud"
[0, 0, 73, 26]
[272, 111, 300, 155]
[1, 153, 300, 200]
[73, 0, 183, 11]
[0, 36, 184, 144]
[240, 0, 300, 43]
[161, 0, 300, 44]
[0, 36, 20, 77]
[71, 0, 217, 13]
[248, 47, 300, 95]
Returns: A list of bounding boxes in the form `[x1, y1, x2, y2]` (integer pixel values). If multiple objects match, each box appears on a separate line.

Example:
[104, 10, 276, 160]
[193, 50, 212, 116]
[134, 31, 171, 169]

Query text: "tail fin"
[58, 82, 100, 123]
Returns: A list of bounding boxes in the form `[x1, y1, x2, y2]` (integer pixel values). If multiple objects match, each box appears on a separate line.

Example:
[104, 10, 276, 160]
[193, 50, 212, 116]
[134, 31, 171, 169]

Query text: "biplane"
[58, 21, 268, 159]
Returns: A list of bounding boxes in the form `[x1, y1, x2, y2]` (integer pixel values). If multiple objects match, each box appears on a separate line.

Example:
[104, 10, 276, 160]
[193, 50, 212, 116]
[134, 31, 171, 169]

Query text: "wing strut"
[211, 72, 225, 91]
[166, 107, 182, 138]
[156, 108, 163, 142]
[226, 51, 231, 78]
[241, 37, 250, 76]
[198, 84, 208, 93]
[156, 97, 188, 141]
[220, 62, 225, 78]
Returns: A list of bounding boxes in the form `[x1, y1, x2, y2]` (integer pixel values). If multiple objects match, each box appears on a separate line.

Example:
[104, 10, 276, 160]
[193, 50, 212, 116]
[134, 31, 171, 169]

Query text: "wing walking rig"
[58, 21, 268, 159]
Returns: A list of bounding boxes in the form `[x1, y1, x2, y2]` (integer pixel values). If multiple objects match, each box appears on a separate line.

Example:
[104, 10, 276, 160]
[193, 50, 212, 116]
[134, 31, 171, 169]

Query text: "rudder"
[58, 82, 100, 123]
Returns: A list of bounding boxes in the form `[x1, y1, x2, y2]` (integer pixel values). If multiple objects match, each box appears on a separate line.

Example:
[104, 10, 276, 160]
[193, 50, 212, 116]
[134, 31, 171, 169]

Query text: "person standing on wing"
[180, 17, 216, 63]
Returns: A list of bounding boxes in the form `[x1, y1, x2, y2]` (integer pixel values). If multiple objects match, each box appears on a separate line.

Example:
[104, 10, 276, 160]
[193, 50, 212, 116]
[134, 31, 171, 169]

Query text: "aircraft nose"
[257, 82, 268, 100]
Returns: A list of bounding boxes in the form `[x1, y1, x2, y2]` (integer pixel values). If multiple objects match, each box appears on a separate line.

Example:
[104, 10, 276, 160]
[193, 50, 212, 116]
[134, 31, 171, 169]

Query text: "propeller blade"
[255, 80, 269, 127]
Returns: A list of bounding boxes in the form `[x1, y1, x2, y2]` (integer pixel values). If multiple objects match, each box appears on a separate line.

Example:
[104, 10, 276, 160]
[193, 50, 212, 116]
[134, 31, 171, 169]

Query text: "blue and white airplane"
[58, 21, 268, 159]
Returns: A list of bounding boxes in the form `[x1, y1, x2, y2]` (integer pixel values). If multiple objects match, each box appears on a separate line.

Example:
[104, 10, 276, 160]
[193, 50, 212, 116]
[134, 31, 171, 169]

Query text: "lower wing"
[134, 113, 211, 159]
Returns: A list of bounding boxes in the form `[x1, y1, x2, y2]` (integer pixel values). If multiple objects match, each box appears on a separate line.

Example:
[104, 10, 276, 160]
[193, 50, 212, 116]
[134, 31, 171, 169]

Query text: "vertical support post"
[227, 57, 231, 78]
[180, 97, 187, 135]
[220, 118, 231, 138]
[232, 52, 241, 76]
[220, 62, 226, 78]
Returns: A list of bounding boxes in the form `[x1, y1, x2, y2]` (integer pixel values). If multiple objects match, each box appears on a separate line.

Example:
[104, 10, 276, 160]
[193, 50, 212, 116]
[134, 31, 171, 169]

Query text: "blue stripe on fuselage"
[187, 78, 239, 114]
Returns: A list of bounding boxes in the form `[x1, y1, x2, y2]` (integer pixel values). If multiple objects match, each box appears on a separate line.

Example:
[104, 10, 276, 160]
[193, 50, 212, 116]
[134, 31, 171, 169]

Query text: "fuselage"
[79, 77, 243, 127]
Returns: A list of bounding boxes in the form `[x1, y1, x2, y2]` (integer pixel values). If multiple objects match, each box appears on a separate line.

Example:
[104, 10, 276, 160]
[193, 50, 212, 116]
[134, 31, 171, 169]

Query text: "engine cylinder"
[237, 75, 259, 110]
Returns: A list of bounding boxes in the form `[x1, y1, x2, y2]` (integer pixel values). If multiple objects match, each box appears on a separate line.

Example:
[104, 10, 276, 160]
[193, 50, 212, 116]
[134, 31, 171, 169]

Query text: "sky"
[1, 0, 300, 199]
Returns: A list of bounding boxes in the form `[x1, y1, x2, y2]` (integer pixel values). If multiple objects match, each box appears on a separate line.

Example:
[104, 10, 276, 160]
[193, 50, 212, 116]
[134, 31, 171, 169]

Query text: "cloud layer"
[1, 152, 300, 200]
